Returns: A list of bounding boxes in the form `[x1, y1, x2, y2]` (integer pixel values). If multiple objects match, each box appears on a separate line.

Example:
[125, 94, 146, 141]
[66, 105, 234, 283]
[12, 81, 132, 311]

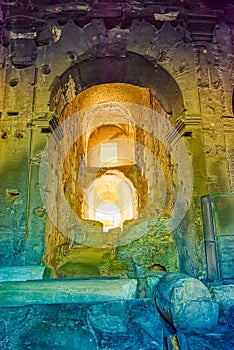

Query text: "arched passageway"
[44, 74, 184, 278]
[83, 171, 138, 231]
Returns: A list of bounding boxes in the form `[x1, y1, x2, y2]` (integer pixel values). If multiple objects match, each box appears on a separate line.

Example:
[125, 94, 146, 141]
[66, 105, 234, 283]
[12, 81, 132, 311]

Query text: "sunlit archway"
[44, 82, 179, 278]
[83, 171, 138, 232]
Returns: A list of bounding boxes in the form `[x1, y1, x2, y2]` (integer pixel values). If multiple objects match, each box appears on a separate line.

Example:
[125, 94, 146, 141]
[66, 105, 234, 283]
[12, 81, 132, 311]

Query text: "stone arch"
[80, 101, 136, 167]
[82, 101, 134, 137]
[86, 124, 135, 168]
[44, 82, 181, 276]
[82, 170, 138, 231]
[50, 52, 185, 122]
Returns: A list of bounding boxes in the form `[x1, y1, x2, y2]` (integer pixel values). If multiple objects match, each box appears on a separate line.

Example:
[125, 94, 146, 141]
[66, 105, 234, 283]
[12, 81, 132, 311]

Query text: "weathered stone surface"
[177, 330, 234, 350]
[0, 299, 164, 350]
[0, 0, 233, 281]
[210, 284, 234, 326]
[227, 305, 234, 328]
[0, 279, 137, 307]
[24, 321, 98, 350]
[0, 2, 233, 349]
[98, 217, 178, 277]
[146, 273, 165, 298]
[0, 266, 45, 282]
[211, 285, 234, 312]
[167, 335, 181, 350]
[155, 273, 219, 331]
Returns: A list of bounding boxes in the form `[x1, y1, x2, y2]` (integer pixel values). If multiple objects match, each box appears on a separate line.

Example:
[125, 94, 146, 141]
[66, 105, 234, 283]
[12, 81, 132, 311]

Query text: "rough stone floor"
[1, 299, 164, 350]
[0, 298, 234, 350]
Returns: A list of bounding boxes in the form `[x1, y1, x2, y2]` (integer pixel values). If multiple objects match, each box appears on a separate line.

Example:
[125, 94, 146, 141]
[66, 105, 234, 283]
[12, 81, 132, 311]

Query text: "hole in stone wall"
[41, 127, 51, 134]
[41, 64, 51, 75]
[15, 130, 24, 138]
[7, 111, 19, 117]
[147, 263, 167, 272]
[9, 78, 19, 87]
[5, 189, 20, 201]
[183, 131, 192, 137]
[96, 203, 121, 232]
[1, 130, 8, 139]
[66, 51, 77, 62]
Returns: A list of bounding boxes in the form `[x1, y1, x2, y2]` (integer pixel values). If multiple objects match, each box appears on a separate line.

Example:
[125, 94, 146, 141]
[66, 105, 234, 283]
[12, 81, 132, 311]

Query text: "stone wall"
[0, 0, 233, 279]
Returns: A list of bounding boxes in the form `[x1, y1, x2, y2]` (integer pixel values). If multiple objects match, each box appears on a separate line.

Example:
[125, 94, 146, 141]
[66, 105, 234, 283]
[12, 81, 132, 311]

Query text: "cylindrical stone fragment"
[155, 272, 219, 331]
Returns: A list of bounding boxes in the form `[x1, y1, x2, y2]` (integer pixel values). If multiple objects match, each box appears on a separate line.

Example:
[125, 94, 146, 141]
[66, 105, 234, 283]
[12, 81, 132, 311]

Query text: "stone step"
[0, 278, 137, 307]
[0, 266, 45, 282]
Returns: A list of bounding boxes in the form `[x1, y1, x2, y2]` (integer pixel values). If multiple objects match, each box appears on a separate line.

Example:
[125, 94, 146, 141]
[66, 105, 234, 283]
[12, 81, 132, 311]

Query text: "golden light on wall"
[86, 124, 135, 168]
[41, 78, 193, 283]
[60, 83, 152, 120]
[60, 82, 173, 235]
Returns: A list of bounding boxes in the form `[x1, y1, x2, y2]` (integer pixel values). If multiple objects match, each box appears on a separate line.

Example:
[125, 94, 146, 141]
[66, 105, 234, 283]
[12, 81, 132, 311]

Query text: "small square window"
[100, 142, 117, 163]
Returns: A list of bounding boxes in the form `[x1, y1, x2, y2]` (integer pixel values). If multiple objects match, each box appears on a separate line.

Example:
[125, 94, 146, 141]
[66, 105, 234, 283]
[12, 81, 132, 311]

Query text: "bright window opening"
[96, 203, 121, 232]
[84, 172, 138, 232]
[100, 142, 118, 163]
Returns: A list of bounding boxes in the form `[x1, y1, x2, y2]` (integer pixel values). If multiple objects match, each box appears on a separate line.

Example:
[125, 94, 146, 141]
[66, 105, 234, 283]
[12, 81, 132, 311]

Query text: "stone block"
[211, 285, 234, 312]
[146, 274, 165, 298]
[0, 279, 138, 307]
[0, 266, 45, 282]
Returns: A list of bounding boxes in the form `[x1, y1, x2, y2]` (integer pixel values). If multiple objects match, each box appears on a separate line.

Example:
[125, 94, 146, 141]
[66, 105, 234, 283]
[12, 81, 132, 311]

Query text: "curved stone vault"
[0, 1, 233, 349]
